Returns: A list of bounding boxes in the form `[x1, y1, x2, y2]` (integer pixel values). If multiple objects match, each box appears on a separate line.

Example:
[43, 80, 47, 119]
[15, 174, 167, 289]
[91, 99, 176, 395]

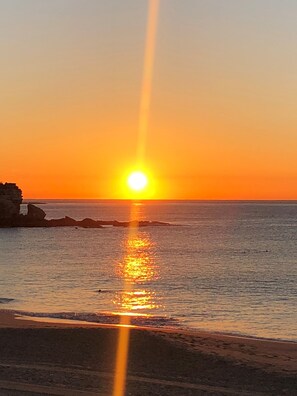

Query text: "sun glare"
[127, 171, 148, 192]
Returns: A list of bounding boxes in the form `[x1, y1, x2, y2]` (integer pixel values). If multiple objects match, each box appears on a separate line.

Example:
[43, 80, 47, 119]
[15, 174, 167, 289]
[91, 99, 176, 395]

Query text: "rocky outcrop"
[27, 204, 46, 220]
[0, 183, 22, 225]
[12, 215, 170, 228]
[0, 183, 171, 229]
[0, 199, 18, 220]
[0, 183, 22, 208]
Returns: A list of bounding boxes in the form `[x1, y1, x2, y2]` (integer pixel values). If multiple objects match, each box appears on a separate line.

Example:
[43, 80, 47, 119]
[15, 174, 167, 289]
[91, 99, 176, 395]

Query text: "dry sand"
[0, 310, 296, 395]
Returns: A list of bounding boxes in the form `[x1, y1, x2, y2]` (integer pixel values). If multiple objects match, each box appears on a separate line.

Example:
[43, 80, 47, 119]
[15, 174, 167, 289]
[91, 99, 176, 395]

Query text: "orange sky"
[1, 0, 296, 199]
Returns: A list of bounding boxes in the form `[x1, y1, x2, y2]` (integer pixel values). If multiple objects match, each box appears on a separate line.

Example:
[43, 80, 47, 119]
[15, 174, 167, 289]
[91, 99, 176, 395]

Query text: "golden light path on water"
[112, 205, 159, 396]
[113, 0, 159, 396]
[113, 227, 158, 313]
[113, 1, 160, 393]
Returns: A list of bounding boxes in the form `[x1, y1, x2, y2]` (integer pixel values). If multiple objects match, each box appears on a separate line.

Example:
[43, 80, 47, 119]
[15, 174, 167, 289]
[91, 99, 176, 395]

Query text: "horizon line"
[23, 198, 297, 202]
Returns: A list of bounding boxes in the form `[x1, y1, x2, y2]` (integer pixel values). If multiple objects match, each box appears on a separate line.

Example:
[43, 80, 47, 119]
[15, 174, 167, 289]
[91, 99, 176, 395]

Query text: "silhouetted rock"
[0, 183, 22, 225]
[46, 217, 103, 228]
[79, 218, 101, 228]
[62, 216, 77, 226]
[13, 213, 46, 227]
[27, 204, 46, 220]
[0, 184, 171, 228]
[111, 220, 170, 227]
[0, 199, 18, 221]
[0, 183, 22, 209]
[4, 215, 171, 228]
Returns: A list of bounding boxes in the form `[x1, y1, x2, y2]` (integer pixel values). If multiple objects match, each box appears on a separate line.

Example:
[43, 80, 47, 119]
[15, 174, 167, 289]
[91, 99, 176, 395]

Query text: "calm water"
[0, 200, 296, 341]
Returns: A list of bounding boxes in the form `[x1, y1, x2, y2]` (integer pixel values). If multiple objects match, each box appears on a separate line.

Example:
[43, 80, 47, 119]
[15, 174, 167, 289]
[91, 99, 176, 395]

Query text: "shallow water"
[1, 200, 296, 340]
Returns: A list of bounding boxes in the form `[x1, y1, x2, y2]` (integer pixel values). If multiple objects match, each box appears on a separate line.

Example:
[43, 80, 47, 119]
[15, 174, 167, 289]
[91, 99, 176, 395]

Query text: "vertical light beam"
[113, 2, 160, 395]
[137, 0, 160, 163]
[112, 208, 139, 396]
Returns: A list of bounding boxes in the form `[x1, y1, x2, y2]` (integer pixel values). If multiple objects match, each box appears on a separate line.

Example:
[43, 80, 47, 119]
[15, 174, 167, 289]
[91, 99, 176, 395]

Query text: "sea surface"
[0, 200, 296, 341]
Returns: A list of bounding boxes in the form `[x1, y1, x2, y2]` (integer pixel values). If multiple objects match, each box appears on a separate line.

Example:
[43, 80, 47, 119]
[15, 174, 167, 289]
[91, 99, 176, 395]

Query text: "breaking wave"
[12, 310, 181, 328]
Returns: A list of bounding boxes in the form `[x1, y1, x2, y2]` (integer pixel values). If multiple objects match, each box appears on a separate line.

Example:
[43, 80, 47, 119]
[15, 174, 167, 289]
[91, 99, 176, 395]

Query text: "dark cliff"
[0, 183, 22, 224]
[0, 183, 170, 228]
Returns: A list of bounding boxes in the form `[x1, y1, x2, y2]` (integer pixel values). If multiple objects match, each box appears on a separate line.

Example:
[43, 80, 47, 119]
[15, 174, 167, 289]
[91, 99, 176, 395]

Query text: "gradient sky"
[1, 0, 297, 199]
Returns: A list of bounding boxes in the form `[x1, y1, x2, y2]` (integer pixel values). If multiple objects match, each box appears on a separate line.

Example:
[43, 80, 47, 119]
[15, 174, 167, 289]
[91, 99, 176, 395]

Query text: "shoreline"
[0, 310, 296, 395]
[2, 308, 297, 345]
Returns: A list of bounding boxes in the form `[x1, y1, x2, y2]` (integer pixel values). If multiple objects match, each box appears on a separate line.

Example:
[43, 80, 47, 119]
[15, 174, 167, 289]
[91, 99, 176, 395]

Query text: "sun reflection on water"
[114, 232, 159, 314]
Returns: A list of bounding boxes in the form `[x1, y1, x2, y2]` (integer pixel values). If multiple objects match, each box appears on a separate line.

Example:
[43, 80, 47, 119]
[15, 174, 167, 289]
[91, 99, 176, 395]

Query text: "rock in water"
[0, 184, 172, 229]
[0, 183, 22, 225]
[27, 204, 46, 220]
[0, 199, 18, 220]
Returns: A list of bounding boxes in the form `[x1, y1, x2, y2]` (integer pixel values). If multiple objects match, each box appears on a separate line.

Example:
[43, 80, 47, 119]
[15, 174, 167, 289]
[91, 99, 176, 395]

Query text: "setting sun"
[127, 171, 148, 192]
[1, 2, 296, 396]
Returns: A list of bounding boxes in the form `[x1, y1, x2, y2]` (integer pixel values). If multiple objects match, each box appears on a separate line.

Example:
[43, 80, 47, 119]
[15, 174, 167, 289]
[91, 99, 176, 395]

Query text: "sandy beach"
[0, 310, 296, 395]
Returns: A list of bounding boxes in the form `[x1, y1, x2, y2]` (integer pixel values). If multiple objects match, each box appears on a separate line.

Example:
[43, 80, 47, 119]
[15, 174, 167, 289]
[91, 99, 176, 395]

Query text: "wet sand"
[0, 310, 296, 395]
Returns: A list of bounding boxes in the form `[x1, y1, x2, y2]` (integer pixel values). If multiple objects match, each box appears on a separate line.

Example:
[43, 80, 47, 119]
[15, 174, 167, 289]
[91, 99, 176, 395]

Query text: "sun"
[127, 171, 148, 192]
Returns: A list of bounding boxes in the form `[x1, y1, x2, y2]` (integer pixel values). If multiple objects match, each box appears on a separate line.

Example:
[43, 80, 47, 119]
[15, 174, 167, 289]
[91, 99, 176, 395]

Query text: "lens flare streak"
[113, 2, 160, 395]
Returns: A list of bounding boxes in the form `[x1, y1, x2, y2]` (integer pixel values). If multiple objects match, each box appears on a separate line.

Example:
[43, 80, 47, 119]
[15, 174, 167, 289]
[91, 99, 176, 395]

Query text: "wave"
[12, 310, 180, 328]
[0, 298, 14, 304]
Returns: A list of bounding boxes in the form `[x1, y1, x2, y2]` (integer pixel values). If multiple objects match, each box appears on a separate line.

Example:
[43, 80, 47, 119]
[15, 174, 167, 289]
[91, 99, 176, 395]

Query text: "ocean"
[0, 200, 296, 341]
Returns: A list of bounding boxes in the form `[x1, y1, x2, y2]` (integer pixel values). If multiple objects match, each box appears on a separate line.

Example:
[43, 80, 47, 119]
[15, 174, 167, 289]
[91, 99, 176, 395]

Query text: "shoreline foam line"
[2, 309, 297, 344]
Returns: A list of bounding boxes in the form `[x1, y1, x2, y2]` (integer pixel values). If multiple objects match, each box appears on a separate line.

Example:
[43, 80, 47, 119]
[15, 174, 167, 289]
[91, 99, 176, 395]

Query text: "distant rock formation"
[14, 215, 170, 228]
[0, 183, 171, 229]
[0, 183, 22, 225]
[0, 199, 17, 221]
[27, 203, 46, 220]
